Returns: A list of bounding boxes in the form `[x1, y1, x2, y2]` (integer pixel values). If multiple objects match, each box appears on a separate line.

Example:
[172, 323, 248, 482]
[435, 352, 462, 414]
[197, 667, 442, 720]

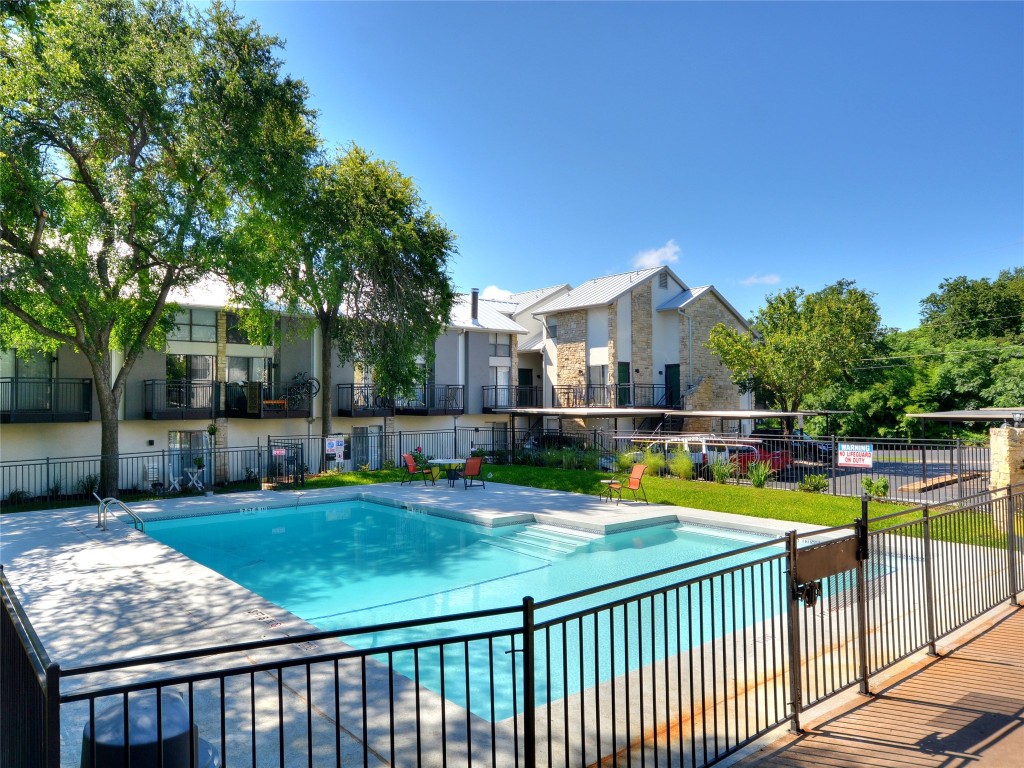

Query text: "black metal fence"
[2, 485, 1021, 767]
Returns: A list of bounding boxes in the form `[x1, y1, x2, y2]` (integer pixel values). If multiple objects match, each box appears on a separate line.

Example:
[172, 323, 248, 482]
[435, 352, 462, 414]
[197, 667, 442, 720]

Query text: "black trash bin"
[81, 691, 220, 768]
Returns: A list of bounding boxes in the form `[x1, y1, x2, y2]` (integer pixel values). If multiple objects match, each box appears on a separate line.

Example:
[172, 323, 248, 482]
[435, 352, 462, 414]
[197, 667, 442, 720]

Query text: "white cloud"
[480, 285, 513, 301]
[632, 239, 681, 269]
[740, 273, 781, 286]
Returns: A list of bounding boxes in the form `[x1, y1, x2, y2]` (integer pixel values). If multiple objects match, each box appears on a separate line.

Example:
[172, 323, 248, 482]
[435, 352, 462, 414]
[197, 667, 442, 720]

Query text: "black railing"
[0, 378, 92, 423]
[335, 383, 394, 416]
[224, 381, 312, 418]
[394, 384, 464, 415]
[142, 379, 219, 419]
[3, 485, 1021, 766]
[481, 385, 543, 410]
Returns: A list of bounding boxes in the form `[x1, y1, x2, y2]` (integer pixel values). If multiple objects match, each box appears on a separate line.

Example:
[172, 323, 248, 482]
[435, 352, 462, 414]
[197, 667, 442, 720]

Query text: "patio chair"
[401, 453, 434, 486]
[457, 456, 485, 489]
[607, 463, 648, 504]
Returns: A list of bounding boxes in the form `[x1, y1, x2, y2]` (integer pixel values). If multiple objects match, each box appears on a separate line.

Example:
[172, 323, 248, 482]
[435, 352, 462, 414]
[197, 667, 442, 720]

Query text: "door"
[665, 364, 681, 408]
[517, 368, 533, 406]
[617, 362, 631, 406]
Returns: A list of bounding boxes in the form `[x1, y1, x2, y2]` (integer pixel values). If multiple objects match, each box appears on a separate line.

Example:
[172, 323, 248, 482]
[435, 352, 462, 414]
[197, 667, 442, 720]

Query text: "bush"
[643, 448, 666, 476]
[798, 473, 829, 493]
[616, 451, 636, 472]
[746, 460, 774, 489]
[668, 452, 693, 480]
[77, 473, 100, 495]
[710, 461, 735, 484]
[862, 476, 889, 499]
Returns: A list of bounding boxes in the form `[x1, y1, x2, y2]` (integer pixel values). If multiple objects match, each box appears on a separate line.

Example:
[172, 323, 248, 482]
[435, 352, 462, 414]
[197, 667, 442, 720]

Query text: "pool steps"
[484, 524, 603, 560]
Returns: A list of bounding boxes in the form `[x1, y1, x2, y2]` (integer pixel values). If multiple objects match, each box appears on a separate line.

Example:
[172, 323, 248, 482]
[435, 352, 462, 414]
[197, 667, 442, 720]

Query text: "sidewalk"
[732, 607, 1024, 767]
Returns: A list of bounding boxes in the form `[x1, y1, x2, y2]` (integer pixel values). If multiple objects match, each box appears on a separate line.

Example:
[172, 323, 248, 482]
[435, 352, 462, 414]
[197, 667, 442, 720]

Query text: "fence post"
[785, 530, 803, 733]
[921, 444, 927, 484]
[1007, 486, 1019, 604]
[857, 495, 871, 693]
[45, 661, 60, 768]
[922, 504, 938, 656]
[829, 436, 837, 495]
[522, 596, 536, 768]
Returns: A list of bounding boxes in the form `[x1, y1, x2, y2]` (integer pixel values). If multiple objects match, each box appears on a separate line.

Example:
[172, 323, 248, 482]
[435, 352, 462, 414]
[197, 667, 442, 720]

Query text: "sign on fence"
[325, 436, 345, 456]
[272, 447, 286, 457]
[838, 443, 873, 468]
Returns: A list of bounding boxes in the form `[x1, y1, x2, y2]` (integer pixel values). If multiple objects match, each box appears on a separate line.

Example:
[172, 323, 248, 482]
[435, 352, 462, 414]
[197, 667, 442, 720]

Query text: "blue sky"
[226, 1, 1022, 332]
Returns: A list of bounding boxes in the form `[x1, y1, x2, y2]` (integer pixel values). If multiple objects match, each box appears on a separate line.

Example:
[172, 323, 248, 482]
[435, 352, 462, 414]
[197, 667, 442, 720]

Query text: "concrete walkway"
[730, 606, 1024, 768]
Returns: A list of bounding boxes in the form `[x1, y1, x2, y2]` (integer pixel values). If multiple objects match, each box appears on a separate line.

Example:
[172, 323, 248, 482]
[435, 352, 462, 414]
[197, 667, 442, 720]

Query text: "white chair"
[166, 466, 181, 493]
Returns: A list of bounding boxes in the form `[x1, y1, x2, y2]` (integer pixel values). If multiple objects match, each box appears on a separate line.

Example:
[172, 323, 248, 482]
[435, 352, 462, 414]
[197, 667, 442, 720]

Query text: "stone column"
[989, 426, 1024, 491]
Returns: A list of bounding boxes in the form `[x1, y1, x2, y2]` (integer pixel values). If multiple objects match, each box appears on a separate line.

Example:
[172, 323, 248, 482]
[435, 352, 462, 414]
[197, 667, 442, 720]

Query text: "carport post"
[785, 530, 804, 733]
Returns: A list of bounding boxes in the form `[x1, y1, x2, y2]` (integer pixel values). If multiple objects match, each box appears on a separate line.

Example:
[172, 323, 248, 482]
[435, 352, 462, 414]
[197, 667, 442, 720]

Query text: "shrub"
[798, 473, 829, 493]
[77, 473, 100, 495]
[668, 452, 693, 480]
[862, 476, 889, 499]
[5, 489, 29, 505]
[616, 451, 636, 472]
[746, 460, 774, 489]
[643, 448, 666, 476]
[710, 460, 735, 484]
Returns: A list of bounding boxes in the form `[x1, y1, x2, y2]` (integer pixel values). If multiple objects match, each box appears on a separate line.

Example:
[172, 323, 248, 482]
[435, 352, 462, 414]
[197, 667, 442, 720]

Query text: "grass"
[296, 464, 907, 530]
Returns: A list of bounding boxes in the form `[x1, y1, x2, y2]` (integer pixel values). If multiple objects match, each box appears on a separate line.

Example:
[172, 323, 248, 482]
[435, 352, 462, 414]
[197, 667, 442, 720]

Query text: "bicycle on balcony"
[286, 372, 321, 410]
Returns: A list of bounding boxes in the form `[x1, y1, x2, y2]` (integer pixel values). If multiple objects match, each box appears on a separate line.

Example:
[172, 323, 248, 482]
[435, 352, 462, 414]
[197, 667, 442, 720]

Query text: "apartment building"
[0, 267, 750, 467]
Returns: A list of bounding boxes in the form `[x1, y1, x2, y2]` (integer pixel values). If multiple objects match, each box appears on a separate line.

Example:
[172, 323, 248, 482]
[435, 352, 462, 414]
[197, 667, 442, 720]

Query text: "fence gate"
[267, 440, 304, 486]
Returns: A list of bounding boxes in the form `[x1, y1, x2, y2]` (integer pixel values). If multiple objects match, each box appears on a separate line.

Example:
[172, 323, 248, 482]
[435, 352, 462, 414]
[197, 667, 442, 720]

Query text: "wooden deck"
[731, 607, 1024, 767]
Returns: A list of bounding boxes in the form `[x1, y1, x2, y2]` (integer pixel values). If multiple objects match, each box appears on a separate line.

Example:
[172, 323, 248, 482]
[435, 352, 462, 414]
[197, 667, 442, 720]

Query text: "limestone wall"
[683, 292, 745, 412]
[607, 303, 618, 388]
[631, 283, 653, 383]
[989, 426, 1024, 490]
[555, 309, 587, 388]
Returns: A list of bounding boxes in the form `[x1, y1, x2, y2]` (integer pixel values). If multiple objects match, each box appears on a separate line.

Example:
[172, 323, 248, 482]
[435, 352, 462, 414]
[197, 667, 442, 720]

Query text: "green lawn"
[301, 464, 906, 529]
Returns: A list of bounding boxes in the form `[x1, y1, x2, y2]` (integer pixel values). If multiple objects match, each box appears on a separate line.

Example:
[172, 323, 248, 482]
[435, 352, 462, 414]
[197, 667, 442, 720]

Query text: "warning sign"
[838, 443, 873, 468]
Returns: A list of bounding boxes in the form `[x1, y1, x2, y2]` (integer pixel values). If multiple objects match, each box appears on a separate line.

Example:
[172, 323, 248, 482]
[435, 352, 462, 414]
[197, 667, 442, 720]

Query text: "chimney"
[471, 288, 479, 321]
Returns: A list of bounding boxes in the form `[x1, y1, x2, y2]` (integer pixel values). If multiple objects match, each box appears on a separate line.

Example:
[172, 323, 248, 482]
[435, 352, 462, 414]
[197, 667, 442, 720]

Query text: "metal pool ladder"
[93, 493, 145, 532]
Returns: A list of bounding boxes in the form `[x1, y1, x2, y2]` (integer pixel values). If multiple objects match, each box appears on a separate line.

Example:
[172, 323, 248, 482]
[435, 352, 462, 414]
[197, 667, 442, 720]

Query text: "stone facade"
[989, 426, 1024, 490]
[684, 292, 745, 413]
[630, 283, 653, 384]
[555, 309, 587, 388]
[607, 303, 618, 388]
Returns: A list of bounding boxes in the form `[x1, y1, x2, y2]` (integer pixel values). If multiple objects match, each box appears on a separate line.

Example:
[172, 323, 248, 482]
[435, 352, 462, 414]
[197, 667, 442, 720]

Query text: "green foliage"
[668, 452, 693, 480]
[705, 280, 881, 429]
[746, 460, 774, 488]
[920, 268, 1024, 343]
[77, 473, 100, 495]
[798, 474, 829, 493]
[710, 460, 735, 484]
[642, 448, 666, 476]
[616, 451, 637, 472]
[862, 476, 889, 500]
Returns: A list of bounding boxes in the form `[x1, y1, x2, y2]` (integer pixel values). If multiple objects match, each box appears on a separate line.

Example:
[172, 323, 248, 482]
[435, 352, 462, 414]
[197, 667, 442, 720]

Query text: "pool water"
[145, 499, 781, 720]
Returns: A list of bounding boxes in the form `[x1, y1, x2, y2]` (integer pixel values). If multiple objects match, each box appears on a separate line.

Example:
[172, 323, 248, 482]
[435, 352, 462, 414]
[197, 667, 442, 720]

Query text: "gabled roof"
[532, 266, 686, 315]
[656, 284, 751, 329]
[507, 284, 571, 315]
[449, 295, 528, 334]
[518, 330, 544, 352]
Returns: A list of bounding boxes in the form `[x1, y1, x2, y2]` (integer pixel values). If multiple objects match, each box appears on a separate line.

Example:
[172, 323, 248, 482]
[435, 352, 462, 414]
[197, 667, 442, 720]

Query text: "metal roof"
[906, 408, 1024, 422]
[507, 284, 570, 314]
[655, 285, 711, 311]
[491, 407, 674, 418]
[518, 330, 544, 352]
[532, 266, 687, 315]
[449, 295, 528, 333]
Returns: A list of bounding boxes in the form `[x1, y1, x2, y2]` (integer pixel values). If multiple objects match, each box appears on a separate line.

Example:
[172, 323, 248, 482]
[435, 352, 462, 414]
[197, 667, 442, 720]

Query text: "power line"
[860, 344, 1024, 363]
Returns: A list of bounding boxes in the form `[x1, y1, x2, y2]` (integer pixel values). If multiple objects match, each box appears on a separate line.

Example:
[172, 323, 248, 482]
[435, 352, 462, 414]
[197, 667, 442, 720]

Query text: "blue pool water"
[145, 499, 782, 720]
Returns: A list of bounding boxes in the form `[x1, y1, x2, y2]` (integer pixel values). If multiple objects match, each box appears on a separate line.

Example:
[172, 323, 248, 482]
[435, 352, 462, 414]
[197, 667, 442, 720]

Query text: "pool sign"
[838, 443, 873, 468]
[271, 447, 286, 457]
[325, 436, 345, 456]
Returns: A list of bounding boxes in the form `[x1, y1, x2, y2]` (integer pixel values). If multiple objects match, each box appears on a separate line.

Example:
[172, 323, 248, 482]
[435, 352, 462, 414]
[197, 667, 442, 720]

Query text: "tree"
[705, 280, 881, 432]
[919, 268, 1024, 342]
[228, 144, 458, 439]
[0, 0, 314, 495]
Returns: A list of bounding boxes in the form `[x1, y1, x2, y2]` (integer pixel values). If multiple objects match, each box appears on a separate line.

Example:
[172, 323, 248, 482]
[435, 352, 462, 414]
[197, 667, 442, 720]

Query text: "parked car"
[791, 429, 833, 463]
[705, 442, 793, 478]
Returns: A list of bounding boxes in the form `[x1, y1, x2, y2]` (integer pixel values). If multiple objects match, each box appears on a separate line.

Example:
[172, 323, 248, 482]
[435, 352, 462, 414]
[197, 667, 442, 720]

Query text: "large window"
[489, 333, 511, 358]
[227, 356, 272, 384]
[225, 312, 250, 344]
[168, 309, 217, 342]
[166, 355, 214, 381]
[546, 318, 557, 339]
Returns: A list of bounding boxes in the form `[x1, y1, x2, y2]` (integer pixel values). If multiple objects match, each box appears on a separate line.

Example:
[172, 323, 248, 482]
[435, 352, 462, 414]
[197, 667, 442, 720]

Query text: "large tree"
[919, 268, 1024, 343]
[228, 143, 458, 438]
[706, 280, 881, 432]
[0, 0, 314, 495]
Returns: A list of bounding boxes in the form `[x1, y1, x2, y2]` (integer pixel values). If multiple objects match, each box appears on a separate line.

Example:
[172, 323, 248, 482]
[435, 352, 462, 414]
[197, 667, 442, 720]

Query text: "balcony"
[143, 380, 220, 420]
[336, 384, 394, 417]
[0, 378, 93, 423]
[224, 382, 311, 419]
[394, 385, 464, 416]
[549, 384, 681, 409]
[482, 385, 543, 412]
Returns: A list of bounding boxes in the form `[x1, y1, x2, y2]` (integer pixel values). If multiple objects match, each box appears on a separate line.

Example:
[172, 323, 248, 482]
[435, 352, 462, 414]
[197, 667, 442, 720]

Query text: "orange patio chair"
[401, 453, 434, 486]
[457, 456, 485, 489]
[608, 463, 648, 504]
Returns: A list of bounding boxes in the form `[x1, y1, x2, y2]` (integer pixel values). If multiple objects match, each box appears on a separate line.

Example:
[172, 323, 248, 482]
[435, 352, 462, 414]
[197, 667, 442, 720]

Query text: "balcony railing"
[224, 381, 311, 419]
[394, 384, 464, 415]
[143, 380, 220, 420]
[549, 383, 683, 409]
[336, 384, 394, 417]
[0, 377, 93, 423]
[482, 385, 543, 411]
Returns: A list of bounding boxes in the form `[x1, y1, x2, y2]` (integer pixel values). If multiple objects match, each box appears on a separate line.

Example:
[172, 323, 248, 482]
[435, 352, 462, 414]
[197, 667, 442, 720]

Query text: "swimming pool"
[144, 498, 781, 720]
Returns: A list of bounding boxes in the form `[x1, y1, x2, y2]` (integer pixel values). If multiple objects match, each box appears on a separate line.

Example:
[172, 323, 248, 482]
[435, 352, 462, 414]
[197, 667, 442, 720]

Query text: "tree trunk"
[319, 325, 333, 438]
[95, 380, 121, 498]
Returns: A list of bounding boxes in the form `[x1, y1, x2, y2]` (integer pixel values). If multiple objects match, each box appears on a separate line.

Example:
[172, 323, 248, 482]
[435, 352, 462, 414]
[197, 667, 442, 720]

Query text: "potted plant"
[207, 422, 218, 436]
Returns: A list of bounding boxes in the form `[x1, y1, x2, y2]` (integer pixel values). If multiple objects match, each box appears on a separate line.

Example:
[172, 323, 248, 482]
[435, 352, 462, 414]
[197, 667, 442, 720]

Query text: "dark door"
[517, 368, 532, 406]
[665, 364, 681, 408]
[617, 362, 631, 406]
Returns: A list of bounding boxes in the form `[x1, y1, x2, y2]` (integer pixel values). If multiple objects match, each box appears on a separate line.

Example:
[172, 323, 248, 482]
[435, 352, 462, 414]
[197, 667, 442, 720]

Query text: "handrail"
[92, 493, 144, 532]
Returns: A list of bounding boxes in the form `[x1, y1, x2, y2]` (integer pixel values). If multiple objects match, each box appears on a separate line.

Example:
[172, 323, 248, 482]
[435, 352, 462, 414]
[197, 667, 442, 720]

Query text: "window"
[546, 318, 557, 339]
[168, 309, 217, 342]
[489, 333, 511, 357]
[228, 356, 272, 384]
[166, 355, 214, 381]
[225, 312, 250, 344]
[658, 272, 668, 289]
